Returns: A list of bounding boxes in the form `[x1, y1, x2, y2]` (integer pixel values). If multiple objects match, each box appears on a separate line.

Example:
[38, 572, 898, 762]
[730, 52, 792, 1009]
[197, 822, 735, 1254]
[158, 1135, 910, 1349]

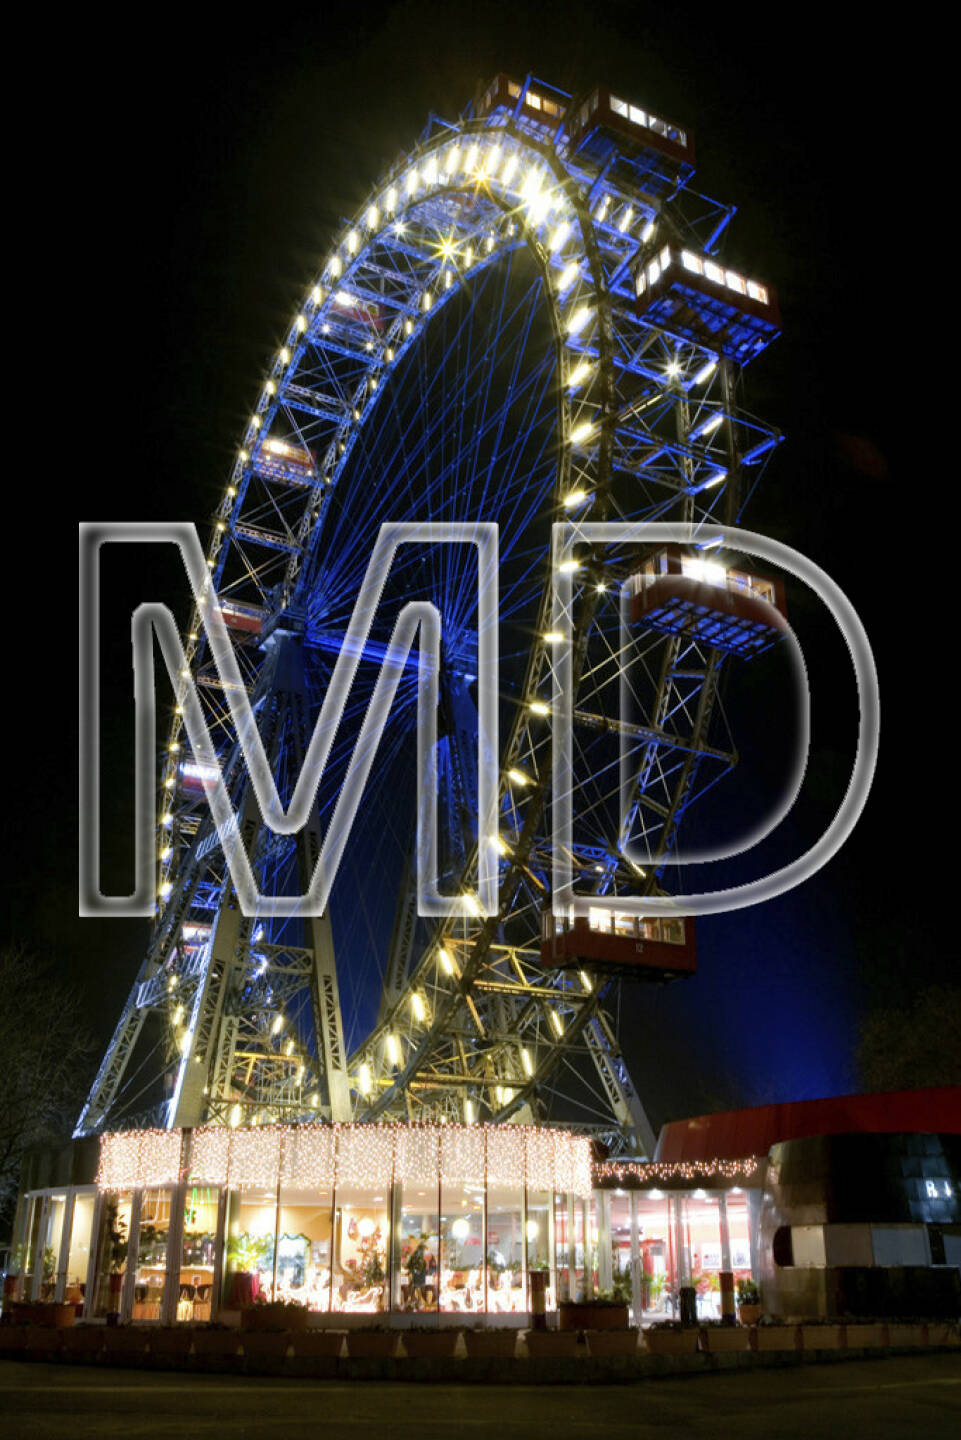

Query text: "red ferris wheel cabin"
[541, 909, 696, 981]
[629, 547, 787, 658]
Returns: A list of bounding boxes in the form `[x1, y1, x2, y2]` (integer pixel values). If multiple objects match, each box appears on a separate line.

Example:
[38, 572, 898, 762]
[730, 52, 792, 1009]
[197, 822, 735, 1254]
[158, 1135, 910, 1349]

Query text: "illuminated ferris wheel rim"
[156, 97, 741, 897]
[156, 118, 618, 895]
[151, 78, 780, 1134]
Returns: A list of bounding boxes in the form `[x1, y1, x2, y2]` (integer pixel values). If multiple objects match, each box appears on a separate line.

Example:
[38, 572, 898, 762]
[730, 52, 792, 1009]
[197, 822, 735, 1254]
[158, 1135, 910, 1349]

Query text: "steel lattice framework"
[77, 76, 781, 1155]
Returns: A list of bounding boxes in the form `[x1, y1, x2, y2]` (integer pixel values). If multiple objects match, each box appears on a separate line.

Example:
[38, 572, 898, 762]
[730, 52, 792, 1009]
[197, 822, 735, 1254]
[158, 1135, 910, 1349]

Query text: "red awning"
[654, 1087, 961, 1162]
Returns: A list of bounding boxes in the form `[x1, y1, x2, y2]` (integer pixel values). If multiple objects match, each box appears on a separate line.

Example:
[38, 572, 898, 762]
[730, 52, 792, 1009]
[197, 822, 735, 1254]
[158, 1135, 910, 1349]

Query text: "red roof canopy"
[654, 1087, 961, 1163]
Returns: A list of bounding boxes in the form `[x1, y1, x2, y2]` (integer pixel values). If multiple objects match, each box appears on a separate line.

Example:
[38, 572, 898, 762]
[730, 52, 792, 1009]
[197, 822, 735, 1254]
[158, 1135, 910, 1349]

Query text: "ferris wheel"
[77, 75, 783, 1154]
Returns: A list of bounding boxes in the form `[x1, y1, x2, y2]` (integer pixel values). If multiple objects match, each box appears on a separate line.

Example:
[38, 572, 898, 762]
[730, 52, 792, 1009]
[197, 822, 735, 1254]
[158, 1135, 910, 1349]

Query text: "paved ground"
[1, 1354, 958, 1439]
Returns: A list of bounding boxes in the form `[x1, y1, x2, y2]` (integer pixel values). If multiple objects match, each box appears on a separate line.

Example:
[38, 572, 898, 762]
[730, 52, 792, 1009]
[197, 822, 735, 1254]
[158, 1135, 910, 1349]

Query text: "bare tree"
[0, 946, 95, 1219]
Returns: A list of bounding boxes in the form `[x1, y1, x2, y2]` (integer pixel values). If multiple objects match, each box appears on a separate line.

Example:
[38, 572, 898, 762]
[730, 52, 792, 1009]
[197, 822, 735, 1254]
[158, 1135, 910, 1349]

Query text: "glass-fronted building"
[9, 1124, 598, 1325]
[8, 1089, 959, 1325]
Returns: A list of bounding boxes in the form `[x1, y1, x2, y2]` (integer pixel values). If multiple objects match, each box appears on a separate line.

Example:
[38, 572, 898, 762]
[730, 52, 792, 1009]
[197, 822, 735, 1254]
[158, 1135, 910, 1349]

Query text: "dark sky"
[10, 4, 938, 1132]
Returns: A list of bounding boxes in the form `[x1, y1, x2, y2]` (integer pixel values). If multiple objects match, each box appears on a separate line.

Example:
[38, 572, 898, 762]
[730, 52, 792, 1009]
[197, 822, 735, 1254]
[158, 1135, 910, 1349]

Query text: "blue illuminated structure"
[78, 74, 783, 1156]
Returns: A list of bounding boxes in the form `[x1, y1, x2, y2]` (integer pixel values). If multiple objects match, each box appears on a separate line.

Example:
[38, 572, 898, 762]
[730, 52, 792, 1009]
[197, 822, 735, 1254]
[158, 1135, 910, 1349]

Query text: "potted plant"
[698, 1319, 750, 1353]
[736, 1277, 760, 1326]
[644, 1320, 699, 1356]
[3, 1245, 23, 1305]
[559, 1291, 630, 1331]
[225, 1233, 271, 1308]
[240, 1296, 309, 1333]
[641, 1271, 665, 1312]
[102, 1206, 129, 1322]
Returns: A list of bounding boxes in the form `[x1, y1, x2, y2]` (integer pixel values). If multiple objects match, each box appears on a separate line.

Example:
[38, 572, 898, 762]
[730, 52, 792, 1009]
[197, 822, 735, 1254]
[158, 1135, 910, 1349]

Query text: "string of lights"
[96, 1122, 594, 1197]
[594, 1157, 764, 1185]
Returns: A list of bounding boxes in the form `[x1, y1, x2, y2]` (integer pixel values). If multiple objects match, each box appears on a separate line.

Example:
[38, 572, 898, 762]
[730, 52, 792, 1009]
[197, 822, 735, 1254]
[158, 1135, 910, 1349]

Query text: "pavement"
[0, 1353, 959, 1439]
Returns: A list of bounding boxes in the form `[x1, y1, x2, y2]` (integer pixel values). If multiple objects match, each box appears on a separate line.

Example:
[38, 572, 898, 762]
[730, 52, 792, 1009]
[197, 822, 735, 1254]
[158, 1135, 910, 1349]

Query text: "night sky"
[9, 5, 939, 1134]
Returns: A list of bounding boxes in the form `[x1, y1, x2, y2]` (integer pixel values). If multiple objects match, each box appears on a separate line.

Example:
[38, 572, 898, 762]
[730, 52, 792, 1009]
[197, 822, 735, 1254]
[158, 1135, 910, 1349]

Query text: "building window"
[65, 1192, 96, 1305]
[178, 1186, 219, 1321]
[223, 1187, 277, 1306]
[275, 1184, 332, 1312]
[397, 1178, 439, 1313]
[92, 1191, 133, 1318]
[872, 1225, 931, 1267]
[772, 1225, 794, 1267]
[132, 1188, 171, 1320]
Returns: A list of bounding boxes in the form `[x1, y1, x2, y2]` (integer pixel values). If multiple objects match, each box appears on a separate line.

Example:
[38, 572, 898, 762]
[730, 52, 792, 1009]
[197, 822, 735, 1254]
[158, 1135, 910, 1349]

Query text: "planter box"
[9, 1302, 75, 1328]
[585, 1328, 639, 1357]
[525, 1329, 581, 1357]
[190, 1330, 243, 1360]
[290, 1331, 346, 1357]
[644, 1329, 699, 1356]
[148, 1328, 195, 1363]
[0, 1327, 27, 1356]
[242, 1331, 293, 1373]
[844, 1324, 885, 1349]
[62, 1327, 105, 1361]
[345, 1331, 399, 1358]
[926, 1323, 961, 1348]
[886, 1324, 926, 1348]
[463, 1329, 517, 1359]
[751, 1325, 800, 1352]
[738, 1304, 761, 1326]
[401, 1331, 461, 1359]
[800, 1325, 843, 1350]
[240, 1307, 308, 1333]
[25, 1326, 65, 1359]
[699, 1326, 750, 1353]
[559, 1302, 629, 1331]
[102, 1327, 151, 1363]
